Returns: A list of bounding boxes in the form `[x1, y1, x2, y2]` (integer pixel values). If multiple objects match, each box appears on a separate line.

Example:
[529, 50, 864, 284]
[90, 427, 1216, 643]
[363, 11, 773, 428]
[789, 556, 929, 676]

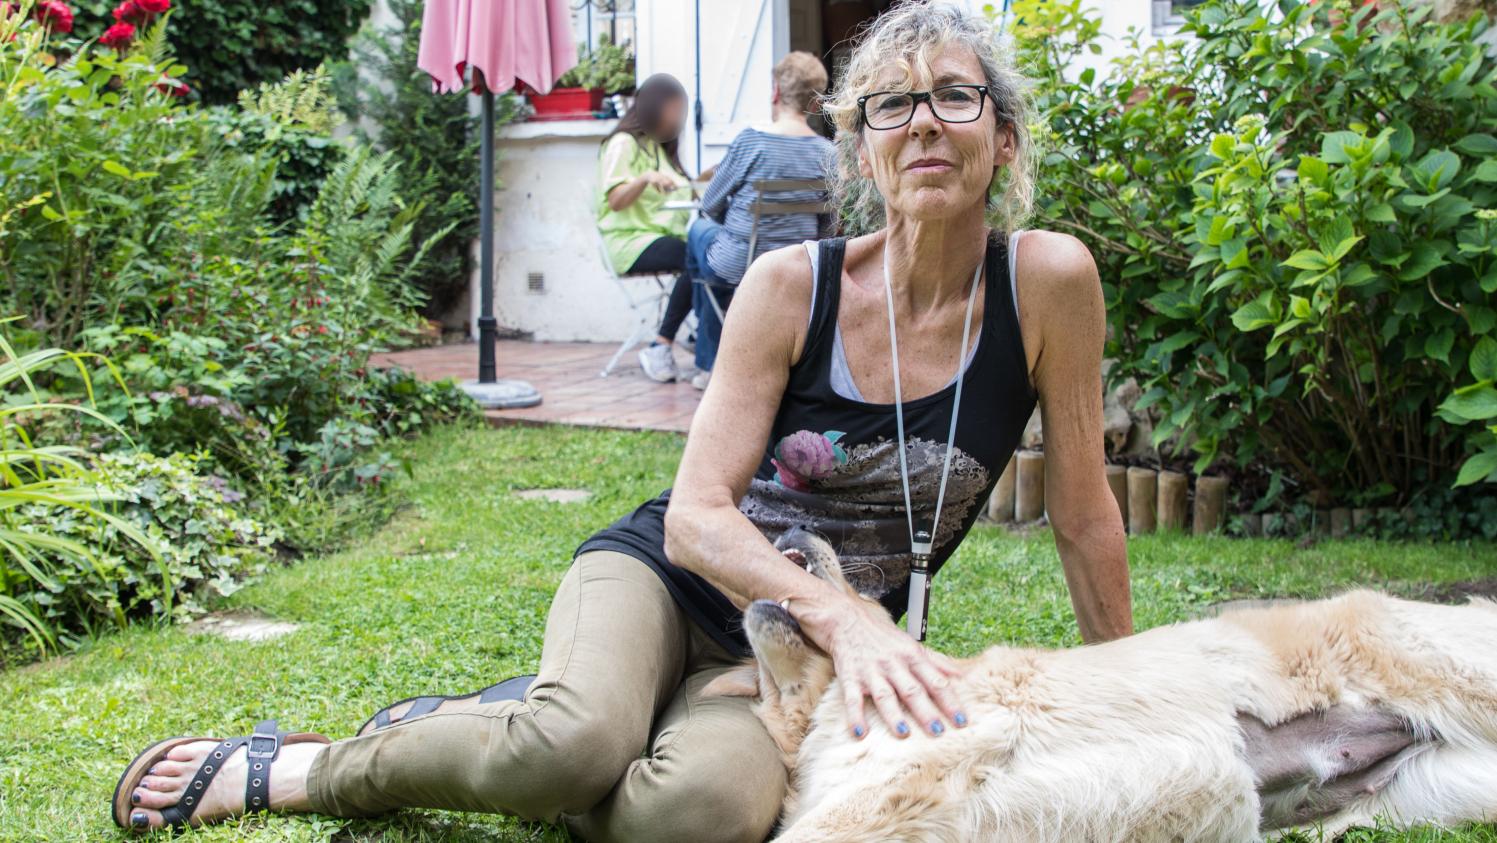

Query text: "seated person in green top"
[597, 73, 696, 384]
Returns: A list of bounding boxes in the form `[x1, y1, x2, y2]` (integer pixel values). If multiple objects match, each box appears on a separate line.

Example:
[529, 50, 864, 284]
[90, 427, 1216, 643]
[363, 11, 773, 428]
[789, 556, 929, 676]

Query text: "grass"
[1, 421, 1495, 841]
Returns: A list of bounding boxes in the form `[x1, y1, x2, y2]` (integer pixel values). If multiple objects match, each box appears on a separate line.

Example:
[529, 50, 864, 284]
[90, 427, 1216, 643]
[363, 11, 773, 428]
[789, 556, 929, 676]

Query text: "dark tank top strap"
[791, 237, 847, 376]
[982, 230, 1035, 400]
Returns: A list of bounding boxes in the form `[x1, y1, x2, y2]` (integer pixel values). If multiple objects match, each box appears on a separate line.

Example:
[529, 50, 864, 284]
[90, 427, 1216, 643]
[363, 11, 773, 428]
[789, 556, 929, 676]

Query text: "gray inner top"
[804, 230, 1025, 402]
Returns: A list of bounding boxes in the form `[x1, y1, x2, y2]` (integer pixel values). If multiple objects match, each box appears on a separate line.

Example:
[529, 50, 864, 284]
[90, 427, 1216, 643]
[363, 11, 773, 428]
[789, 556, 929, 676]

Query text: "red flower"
[112, 0, 143, 23]
[153, 75, 189, 96]
[33, 1, 73, 34]
[135, 0, 168, 12]
[99, 20, 133, 49]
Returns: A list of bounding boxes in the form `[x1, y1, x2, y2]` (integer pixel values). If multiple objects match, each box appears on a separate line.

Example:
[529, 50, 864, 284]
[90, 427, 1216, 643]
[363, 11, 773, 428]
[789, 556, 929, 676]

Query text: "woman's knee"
[603, 755, 787, 843]
[500, 710, 643, 816]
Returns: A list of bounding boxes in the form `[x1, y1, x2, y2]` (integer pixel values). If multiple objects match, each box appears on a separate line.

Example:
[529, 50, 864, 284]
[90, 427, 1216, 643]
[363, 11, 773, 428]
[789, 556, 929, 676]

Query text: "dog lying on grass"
[706, 528, 1497, 842]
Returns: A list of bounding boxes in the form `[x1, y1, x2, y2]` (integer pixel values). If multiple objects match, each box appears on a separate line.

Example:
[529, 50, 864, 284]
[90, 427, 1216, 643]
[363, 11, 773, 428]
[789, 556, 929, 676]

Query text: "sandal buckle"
[246, 731, 279, 759]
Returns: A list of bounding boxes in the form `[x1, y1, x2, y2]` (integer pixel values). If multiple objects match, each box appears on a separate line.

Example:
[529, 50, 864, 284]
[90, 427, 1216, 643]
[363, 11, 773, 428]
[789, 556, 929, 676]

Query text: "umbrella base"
[461, 379, 543, 409]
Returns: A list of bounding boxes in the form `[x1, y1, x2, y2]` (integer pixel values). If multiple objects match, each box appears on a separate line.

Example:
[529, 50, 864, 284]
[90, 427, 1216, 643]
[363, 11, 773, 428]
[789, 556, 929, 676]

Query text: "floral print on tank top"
[750, 429, 989, 598]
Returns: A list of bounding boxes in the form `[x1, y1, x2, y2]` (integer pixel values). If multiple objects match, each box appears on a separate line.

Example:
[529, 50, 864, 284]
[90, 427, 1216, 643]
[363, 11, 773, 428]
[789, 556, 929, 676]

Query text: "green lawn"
[2, 422, 1496, 841]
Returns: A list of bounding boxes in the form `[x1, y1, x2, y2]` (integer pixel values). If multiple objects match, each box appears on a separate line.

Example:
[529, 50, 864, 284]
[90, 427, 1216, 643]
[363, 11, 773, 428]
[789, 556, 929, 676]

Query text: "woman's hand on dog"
[800, 591, 968, 740]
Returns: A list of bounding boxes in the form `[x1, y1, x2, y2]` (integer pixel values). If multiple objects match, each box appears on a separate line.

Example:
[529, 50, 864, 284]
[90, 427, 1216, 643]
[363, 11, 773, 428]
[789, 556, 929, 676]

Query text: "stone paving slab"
[371, 341, 700, 434]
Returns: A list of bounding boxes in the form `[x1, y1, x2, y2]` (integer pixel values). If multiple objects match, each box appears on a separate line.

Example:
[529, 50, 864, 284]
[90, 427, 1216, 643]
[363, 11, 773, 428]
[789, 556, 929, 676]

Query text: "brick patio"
[372, 340, 701, 434]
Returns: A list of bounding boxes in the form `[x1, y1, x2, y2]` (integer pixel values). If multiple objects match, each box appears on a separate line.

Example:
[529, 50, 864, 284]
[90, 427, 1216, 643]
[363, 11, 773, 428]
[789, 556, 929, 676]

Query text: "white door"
[636, 0, 787, 176]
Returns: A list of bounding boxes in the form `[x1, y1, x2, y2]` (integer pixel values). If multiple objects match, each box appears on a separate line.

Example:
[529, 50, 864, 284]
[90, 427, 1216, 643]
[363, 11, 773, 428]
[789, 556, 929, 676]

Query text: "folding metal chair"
[696, 178, 833, 323]
[595, 223, 674, 378]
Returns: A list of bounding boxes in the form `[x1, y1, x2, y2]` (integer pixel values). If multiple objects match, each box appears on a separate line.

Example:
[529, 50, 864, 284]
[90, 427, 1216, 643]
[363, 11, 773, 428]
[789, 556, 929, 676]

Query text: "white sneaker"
[691, 370, 711, 391]
[638, 343, 679, 383]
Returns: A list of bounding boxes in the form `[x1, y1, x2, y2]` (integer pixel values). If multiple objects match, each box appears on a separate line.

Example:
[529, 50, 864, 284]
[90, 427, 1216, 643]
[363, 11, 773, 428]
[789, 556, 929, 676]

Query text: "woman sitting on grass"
[112, 3, 1136, 841]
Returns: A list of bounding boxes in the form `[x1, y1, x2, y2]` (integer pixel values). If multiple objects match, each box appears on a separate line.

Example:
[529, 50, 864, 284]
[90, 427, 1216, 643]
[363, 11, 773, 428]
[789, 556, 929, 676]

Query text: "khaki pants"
[304, 550, 787, 843]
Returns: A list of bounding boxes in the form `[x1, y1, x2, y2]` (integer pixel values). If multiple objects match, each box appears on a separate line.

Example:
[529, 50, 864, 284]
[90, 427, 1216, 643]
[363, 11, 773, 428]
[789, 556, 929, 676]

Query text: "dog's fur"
[707, 528, 1497, 842]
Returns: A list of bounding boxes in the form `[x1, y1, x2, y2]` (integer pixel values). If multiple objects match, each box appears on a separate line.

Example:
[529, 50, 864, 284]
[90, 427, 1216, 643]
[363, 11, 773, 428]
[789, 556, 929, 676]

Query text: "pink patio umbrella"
[417, 0, 577, 408]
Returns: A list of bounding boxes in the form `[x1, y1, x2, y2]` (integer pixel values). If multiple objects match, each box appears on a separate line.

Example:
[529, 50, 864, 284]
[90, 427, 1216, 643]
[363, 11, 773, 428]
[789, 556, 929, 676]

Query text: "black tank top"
[577, 231, 1037, 656]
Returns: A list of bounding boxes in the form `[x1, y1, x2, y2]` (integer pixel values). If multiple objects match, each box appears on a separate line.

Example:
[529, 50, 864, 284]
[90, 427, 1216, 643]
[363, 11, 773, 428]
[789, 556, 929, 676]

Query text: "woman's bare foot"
[125, 739, 327, 831]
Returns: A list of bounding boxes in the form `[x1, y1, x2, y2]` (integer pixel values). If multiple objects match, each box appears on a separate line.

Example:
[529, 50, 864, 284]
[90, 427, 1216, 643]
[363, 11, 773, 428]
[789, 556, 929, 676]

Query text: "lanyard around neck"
[882, 237, 983, 567]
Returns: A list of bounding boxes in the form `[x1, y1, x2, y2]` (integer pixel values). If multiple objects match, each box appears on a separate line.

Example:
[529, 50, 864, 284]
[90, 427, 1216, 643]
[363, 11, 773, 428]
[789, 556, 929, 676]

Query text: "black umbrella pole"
[458, 83, 538, 410]
[478, 88, 497, 384]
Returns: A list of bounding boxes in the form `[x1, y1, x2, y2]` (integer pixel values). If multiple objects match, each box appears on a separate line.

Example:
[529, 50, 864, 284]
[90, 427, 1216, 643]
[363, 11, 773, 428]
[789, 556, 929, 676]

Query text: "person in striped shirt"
[685, 51, 838, 389]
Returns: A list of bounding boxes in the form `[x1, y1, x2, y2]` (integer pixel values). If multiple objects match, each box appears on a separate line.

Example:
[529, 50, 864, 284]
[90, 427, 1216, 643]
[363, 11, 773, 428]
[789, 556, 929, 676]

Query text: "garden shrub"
[10, 450, 280, 655]
[1015, 0, 1497, 506]
[0, 323, 277, 662]
[0, 12, 241, 347]
[67, 0, 372, 104]
[2, 4, 478, 561]
[0, 322, 160, 658]
[211, 65, 345, 223]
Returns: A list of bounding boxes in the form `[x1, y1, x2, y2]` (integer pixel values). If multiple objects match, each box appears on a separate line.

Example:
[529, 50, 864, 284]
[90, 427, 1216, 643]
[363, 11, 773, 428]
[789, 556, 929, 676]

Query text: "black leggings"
[627, 236, 692, 341]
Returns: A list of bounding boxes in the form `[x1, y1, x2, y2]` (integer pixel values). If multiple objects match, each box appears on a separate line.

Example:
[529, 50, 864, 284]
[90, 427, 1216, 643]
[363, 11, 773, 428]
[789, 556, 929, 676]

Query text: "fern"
[237, 64, 340, 134]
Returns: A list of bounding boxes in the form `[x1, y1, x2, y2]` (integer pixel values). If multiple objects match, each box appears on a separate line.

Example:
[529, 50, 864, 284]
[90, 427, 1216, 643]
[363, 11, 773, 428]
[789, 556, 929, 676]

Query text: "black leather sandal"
[111, 719, 330, 831]
[357, 674, 536, 737]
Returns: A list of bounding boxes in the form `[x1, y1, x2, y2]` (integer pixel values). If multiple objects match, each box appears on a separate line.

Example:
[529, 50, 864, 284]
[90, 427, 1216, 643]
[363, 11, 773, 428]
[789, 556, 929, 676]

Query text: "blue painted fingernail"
[853, 725, 865, 738]
[131, 812, 147, 828]
[955, 712, 968, 727]
[896, 721, 910, 736]
[931, 721, 945, 735]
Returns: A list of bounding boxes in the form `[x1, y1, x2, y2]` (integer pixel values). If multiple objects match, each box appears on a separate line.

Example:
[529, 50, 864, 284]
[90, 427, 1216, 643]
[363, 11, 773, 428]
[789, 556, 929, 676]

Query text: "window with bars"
[572, 0, 637, 61]
[1152, 0, 1211, 33]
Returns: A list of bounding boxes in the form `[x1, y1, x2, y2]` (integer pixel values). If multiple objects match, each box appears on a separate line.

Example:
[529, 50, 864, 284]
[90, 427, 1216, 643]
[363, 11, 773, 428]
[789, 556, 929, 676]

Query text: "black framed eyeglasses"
[857, 84, 994, 131]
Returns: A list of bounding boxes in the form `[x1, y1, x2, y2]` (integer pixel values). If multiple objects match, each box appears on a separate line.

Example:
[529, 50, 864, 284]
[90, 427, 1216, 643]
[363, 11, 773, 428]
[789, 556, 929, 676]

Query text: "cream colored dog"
[708, 528, 1497, 842]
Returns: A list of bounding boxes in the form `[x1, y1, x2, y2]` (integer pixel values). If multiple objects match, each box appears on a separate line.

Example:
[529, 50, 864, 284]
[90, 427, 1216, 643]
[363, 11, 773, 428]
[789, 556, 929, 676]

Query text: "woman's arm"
[698, 133, 748, 223]
[600, 134, 676, 212]
[1017, 231, 1134, 643]
[663, 245, 813, 609]
[665, 245, 965, 739]
[604, 173, 664, 214]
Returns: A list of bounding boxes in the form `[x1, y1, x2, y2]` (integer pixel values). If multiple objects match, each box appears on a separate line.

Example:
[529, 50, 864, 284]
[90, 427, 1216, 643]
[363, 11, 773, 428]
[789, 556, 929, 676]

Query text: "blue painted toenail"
[931, 721, 945, 735]
[131, 791, 141, 804]
[131, 812, 147, 827]
[955, 712, 968, 727]
[896, 721, 910, 736]
[853, 725, 865, 738]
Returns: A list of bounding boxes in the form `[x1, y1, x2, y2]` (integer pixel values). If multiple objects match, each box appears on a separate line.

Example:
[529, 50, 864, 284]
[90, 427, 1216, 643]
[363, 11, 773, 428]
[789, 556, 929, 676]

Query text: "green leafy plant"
[0, 318, 163, 657]
[11, 449, 281, 656]
[215, 64, 344, 222]
[1014, 0, 1497, 503]
[1443, 333, 1497, 485]
[0, 13, 225, 346]
[556, 33, 635, 93]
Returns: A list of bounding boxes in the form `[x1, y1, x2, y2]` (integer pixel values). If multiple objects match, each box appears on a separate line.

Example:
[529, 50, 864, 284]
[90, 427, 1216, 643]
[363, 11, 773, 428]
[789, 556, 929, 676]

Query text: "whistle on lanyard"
[905, 526, 934, 642]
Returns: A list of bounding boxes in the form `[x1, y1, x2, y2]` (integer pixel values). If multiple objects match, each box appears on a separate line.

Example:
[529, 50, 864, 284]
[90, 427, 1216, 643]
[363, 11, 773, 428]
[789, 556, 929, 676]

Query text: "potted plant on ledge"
[521, 33, 634, 121]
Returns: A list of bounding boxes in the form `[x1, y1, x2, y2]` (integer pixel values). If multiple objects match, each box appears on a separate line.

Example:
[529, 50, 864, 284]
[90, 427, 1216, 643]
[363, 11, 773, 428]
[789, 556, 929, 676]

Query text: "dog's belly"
[1241, 706, 1430, 829]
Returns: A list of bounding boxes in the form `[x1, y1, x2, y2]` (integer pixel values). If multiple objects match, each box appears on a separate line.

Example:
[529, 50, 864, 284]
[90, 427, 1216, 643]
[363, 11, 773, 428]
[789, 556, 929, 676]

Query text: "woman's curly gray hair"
[820, 1, 1035, 234]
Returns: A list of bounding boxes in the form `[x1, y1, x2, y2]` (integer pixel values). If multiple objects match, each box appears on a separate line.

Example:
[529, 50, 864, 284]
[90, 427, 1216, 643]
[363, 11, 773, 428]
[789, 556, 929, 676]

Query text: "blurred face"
[653, 95, 687, 142]
[856, 45, 1015, 223]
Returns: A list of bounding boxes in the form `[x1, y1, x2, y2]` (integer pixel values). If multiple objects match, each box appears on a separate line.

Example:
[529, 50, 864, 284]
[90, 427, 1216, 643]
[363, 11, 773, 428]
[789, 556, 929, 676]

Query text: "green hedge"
[69, 0, 372, 104]
[1016, 0, 1497, 505]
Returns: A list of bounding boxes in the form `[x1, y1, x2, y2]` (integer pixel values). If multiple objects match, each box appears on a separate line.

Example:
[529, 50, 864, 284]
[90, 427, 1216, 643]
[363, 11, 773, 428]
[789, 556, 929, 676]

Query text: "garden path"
[374, 340, 702, 433]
